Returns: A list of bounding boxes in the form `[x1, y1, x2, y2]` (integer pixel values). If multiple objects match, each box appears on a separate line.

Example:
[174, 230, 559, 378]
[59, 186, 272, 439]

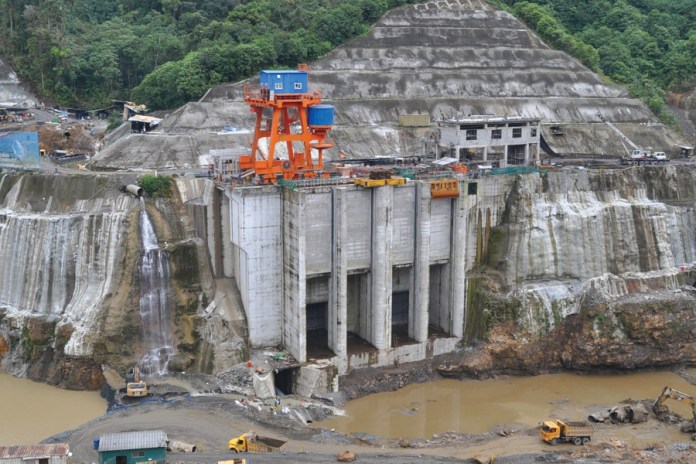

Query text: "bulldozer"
[652, 386, 696, 433]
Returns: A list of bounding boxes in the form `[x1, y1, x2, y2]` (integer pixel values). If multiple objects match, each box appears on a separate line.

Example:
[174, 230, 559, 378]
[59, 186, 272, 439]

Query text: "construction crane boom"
[596, 112, 642, 155]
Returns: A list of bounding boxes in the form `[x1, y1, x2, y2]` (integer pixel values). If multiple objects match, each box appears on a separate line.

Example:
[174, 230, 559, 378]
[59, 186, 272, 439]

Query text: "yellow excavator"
[652, 386, 696, 433]
[125, 365, 148, 397]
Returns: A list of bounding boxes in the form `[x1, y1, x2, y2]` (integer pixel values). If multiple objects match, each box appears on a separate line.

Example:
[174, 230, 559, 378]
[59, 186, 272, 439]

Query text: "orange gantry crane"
[241, 65, 334, 183]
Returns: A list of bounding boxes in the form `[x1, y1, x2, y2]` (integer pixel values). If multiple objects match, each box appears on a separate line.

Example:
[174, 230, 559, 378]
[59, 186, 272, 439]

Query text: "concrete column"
[483, 146, 488, 162]
[329, 188, 348, 372]
[524, 143, 530, 165]
[282, 189, 307, 362]
[536, 139, 541, 163]
[370, 186, 393, 350]
[410, 182, 430, 342]
[503, 144, 508, 167]
[449, 191, 467, 338]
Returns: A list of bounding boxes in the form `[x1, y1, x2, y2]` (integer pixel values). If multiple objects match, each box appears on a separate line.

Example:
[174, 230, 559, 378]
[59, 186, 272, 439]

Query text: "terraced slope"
[93, 0, 686, 170]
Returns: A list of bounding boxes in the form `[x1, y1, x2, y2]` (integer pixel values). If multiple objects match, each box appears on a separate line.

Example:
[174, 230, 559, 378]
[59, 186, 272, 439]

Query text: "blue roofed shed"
[259, 70, 308, 95]
[97, 430, 167, 464]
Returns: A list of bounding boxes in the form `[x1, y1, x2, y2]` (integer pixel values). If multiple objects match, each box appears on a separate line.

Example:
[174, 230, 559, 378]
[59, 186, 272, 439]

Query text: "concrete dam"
[1, 164, 696, 395]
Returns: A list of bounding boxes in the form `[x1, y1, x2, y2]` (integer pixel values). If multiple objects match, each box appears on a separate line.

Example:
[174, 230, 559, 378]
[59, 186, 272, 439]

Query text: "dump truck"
[540, 420, 593, 445]
[228, 432, 286, 453]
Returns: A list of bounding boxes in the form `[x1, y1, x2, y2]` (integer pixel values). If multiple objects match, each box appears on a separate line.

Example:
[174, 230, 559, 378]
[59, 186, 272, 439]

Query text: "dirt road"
[45, 386, 696, 464]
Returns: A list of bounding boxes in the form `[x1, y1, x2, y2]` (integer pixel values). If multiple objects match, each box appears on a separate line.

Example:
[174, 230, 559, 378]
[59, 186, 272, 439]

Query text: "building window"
[274, 83, 283, 90]
[512, 128, 522, 138]
[491, 129, 502, 139]
[531, 128, 537, 137]
[466, 129, 477, 141]
[294, 82, 302, 90]
[131, 451, 145, 458]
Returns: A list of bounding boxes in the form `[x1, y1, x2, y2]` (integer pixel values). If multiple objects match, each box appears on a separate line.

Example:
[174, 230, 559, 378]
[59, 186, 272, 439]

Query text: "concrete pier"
[224, 180, 472, 392]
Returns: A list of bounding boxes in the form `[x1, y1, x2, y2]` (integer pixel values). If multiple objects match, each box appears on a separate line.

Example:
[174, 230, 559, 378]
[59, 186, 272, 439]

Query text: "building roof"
[438, 115, 540, 125]
[128, 115, 161, 125]
[0, 444, 69, 459]
[98, 430, 167, 452]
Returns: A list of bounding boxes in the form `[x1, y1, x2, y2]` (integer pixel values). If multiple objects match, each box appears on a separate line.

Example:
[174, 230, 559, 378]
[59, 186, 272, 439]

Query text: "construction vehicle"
[596, 111, 669, 165]
[652, 386, 696, 433]
[0, 108, 16, 123]
[125, 365, 148, 397]
[240, 64, 334, 184]
[228, 432, 286, 453]
[539, 420, 593, 446]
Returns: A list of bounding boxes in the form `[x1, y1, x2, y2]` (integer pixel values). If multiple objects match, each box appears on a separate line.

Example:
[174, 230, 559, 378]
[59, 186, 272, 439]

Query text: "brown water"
[319, 371, 696, 439]
[0, 373, 107, 446]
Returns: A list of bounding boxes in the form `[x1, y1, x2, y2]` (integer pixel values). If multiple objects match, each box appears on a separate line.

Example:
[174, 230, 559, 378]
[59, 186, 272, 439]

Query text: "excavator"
[125, 365, 148, 397]
[652, 386, 696, 433]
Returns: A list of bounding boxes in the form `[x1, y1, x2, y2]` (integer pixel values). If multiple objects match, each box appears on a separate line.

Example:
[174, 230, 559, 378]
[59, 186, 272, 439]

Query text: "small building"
[128, 115, 161, 133]
[259, 70, 308, 96]
[0, 443, 70, 464]
[437, 115, 541, 167]
[97, 430, 167, 464]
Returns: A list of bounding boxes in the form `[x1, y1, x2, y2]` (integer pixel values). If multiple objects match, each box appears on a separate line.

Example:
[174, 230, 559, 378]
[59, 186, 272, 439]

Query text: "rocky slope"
[0, 174, 237, 388]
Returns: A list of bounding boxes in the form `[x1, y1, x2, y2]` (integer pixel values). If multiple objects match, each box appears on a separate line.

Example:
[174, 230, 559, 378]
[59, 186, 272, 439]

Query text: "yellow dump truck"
[228, 432, 286, 453]
[540, 420, 593, 446]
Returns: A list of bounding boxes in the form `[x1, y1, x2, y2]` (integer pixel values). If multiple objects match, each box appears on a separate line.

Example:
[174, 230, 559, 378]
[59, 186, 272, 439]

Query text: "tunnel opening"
[391, 266, 416, 347]
[306, 301, 333, 359]
[274, 367, 298, 395]
[346, 272, 376, 355]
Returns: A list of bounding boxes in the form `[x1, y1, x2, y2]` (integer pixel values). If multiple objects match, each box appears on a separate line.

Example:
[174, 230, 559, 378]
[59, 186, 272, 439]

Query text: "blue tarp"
[0, 131, 40, 169]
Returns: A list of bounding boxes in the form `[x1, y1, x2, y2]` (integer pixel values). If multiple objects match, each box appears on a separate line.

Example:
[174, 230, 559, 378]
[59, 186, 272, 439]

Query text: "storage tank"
[308, 104, 334, 128]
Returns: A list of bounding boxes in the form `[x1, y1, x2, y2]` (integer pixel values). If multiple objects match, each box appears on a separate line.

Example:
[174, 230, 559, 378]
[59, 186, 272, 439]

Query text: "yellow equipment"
[652, 386, 696, 432]
[539, 420, 593, 446]
[228, 432, 286, 453]
[125, 365, 148, 397]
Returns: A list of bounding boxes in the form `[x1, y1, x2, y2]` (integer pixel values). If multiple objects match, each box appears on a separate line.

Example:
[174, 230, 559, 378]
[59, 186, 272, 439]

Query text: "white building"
[437, 115, 541, 167]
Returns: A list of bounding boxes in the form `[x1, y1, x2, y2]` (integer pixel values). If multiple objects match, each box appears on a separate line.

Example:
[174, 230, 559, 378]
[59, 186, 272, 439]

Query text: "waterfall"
[138, 198, 175, 376]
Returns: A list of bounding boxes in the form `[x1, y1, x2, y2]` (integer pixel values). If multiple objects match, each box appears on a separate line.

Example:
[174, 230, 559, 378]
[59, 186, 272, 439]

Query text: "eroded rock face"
[449, 165, 696, 376]
[0, 174, 224, 388]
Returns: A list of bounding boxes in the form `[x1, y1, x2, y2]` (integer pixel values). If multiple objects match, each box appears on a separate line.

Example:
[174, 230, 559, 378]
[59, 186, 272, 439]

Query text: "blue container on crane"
[308, 104, 334, 128]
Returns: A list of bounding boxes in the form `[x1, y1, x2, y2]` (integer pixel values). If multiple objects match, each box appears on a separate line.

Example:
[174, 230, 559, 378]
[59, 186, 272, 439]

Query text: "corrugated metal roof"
[98, 430, 167, 452]
[0, 444, 69, 459]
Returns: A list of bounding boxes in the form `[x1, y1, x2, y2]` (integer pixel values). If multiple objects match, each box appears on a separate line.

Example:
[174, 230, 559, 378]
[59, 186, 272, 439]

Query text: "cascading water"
[138, 198, 175, 376]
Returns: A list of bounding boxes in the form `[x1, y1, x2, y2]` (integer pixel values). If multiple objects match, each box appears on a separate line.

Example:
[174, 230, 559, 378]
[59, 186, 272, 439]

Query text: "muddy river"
[319, 370, 696, 440]
[0, 373, 107, 446]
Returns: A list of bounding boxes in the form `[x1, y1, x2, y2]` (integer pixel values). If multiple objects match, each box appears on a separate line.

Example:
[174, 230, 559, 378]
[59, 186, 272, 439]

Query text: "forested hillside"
[492, 0, 696, 124]
[0, 0, 694, 119]
[0, 0, 414, 109]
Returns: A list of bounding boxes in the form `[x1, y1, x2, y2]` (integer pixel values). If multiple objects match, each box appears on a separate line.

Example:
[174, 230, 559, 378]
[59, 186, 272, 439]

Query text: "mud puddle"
[318, 371, 696, 439]
[0, 373, 107, 446]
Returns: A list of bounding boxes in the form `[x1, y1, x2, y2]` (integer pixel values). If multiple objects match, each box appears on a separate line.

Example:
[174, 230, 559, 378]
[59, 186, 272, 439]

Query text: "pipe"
[125, 185, 144, 197]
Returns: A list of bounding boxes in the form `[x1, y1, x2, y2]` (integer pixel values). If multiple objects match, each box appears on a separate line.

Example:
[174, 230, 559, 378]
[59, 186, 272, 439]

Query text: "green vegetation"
[0, 0, 417, 110]
[139, 174, 173, 198]
[2, 0, 692, 123]
[491, 0, 696, 124]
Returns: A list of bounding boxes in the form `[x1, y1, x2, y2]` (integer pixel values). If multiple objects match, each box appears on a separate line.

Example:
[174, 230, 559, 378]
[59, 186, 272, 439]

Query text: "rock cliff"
[444, 165, 696, 377]
[0, 174, 234, 388]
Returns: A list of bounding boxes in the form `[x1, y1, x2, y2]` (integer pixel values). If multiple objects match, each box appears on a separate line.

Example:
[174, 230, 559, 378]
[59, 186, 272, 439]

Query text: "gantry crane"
[240, 64, 334, 183]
